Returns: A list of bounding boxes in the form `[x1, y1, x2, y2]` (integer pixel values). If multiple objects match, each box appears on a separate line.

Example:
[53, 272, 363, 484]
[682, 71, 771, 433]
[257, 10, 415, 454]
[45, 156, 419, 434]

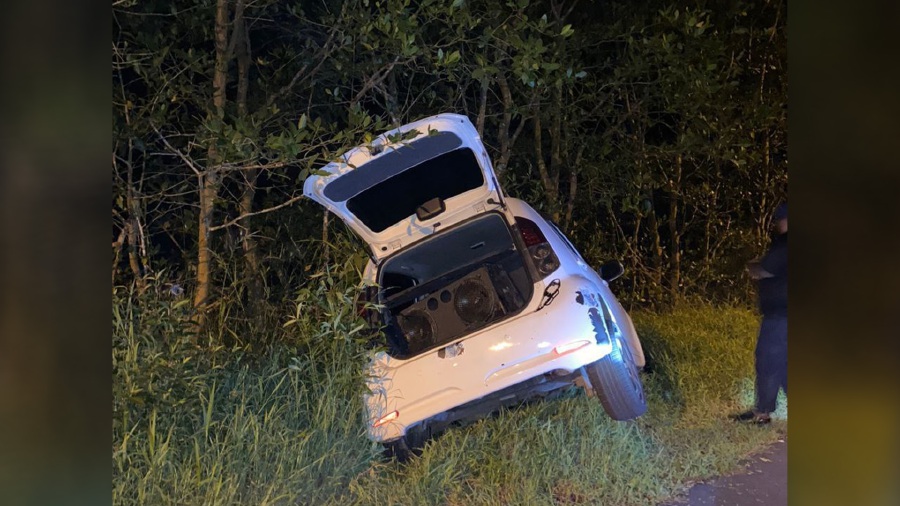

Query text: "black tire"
[382, 437, 415, 463]
[382, 424, 430, 463]
[584, 331, 647, 420]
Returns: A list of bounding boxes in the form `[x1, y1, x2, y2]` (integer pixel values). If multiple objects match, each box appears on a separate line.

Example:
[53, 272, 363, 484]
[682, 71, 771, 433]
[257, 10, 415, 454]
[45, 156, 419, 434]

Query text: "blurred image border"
[0, 0, 110, 504]
[790, 0, 900, 505]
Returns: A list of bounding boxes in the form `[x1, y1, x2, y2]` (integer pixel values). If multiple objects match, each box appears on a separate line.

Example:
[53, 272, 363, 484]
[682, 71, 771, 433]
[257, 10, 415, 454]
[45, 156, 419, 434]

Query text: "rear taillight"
[552, 340, 592, 356]
[518, 217, 548, 247]
[373, 410, 399, 428]
[516, 217, 560, 278]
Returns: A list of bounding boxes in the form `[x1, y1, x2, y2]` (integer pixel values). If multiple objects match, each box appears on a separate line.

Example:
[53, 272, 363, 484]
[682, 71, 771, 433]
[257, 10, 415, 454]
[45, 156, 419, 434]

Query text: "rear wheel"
[583, 332, 647, 420]
[382, 424, 430, 463]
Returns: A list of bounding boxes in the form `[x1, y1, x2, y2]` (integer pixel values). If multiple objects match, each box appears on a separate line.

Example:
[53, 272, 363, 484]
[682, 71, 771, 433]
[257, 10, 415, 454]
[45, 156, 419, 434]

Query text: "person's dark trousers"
[755, 315, 787, 414]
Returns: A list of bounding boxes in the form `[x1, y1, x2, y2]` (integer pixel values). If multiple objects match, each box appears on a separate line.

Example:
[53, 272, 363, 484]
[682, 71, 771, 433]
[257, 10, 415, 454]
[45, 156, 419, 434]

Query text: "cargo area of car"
[377, 213, 534, 358]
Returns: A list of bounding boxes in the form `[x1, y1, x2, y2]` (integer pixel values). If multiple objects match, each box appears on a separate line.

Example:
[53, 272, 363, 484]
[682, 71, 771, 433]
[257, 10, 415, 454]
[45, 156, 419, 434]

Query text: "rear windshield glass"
[346, 148, 484, 232]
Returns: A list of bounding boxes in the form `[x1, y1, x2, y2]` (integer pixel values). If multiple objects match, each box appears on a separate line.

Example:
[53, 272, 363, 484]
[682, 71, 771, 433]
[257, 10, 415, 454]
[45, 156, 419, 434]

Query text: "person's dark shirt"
[758, 232, 787, 316]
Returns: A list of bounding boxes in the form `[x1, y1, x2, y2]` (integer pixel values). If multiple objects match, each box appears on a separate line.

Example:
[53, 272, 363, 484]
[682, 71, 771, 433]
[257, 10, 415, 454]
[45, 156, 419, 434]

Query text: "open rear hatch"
[304, 114, 510, 261]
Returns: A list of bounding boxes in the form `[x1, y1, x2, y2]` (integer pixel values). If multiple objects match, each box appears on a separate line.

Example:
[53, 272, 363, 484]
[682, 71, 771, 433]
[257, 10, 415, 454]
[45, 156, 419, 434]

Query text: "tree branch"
[351, 56, 407, 108]
[509, 88, 538, 146]
[151, 124, 203, 176]
[209, 193, 306, 231]
[476, 80, 488, 137]
[264, 23, 341, 110]
[224, 0, 245, 63]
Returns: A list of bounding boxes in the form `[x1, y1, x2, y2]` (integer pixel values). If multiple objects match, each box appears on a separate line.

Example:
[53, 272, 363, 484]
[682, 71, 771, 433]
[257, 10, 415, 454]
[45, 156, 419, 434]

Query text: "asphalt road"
[659, 436, 787, 506]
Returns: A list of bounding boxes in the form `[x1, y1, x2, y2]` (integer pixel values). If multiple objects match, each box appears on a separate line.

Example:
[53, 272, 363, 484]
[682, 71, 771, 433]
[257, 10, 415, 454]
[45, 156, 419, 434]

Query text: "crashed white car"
[304, 113, 646, 459]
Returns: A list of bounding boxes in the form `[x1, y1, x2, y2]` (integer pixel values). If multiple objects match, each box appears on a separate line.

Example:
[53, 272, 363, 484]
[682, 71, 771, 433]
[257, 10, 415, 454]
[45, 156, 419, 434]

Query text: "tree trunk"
[668, 154, 682, 297]
[194, 173, 218, 312]
[630, 213, 643, 302]
[495, 74, 533, 178]
[125, 220, 143, 289]
[381, 69, 400, 123]
[647, 202, 665, 302]
[563, 144, 584, 230]
[476, 79, 488, 138]
[550, 86, 563, 185]
[701, 180, 718, 290]
[124, 140, 146, 292]
[758, 133, 771, 245]
[234, 0, 263, 310]
[235, 0, 249, 117]
[193, 0, 230, 321]
[532, 101, 559, 220]
[496, 69, 513, 174]
[112, 227, 126, 286]
[239, 171, 262, 303]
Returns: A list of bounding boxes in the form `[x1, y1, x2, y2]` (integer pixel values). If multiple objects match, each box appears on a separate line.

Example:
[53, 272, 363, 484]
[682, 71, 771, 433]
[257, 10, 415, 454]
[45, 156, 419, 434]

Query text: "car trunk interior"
[378, 213, 533, 358]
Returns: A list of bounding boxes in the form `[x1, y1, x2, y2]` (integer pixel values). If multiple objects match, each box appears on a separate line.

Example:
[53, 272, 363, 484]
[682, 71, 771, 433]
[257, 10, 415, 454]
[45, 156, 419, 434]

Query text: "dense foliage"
[112, 0, 786, 313]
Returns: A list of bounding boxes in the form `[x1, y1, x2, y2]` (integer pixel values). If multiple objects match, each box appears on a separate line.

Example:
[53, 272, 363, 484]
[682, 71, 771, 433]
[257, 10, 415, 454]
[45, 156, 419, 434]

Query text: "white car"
[304, 113, 646, 460]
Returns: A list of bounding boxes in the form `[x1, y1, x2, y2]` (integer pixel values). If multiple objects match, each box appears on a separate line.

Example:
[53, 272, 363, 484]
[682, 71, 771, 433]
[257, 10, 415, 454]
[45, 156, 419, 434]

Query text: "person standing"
[733, 202, 788, 424]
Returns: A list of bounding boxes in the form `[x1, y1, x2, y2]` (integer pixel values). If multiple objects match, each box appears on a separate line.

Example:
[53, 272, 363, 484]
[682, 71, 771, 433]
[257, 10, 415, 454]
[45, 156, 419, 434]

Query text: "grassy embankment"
[112, 265, 786, 505]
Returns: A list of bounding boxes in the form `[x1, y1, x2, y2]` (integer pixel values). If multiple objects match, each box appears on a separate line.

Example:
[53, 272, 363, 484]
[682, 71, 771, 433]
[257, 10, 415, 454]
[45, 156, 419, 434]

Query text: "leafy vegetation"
[113, 0, 786, 311]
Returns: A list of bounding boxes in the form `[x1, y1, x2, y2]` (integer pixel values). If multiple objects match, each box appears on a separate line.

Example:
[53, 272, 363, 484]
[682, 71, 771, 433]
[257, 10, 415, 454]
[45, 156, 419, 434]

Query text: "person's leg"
[779, 347, 787, 397]
[756, 315, 788, 414]
[781, 366, 787, 397]
[777, 316, 787, 399]
[733, 315, 787, 423]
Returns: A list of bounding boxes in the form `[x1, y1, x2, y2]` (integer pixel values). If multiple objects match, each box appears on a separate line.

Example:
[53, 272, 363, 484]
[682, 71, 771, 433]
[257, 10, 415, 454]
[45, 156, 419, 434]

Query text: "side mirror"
[599, 260, 624, 282]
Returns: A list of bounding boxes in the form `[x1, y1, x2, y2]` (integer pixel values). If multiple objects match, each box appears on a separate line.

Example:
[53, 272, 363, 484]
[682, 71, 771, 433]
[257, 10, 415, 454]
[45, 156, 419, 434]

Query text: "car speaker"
[453, 278, 496, 325]
[396, 267, 503, 355]
[398, 309, 435, 349]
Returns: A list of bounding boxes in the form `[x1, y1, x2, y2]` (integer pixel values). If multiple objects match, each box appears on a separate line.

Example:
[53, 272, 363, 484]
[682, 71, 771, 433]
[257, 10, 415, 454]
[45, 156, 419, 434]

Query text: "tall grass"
[112, 260, 378, 505]
[113, 265, 785, 505]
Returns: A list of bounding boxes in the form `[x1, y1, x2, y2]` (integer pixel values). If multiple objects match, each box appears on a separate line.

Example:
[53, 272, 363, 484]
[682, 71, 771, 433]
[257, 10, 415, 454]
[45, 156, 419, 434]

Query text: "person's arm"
[750, 241, 787, 280]
[747, 259, 774, 280]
